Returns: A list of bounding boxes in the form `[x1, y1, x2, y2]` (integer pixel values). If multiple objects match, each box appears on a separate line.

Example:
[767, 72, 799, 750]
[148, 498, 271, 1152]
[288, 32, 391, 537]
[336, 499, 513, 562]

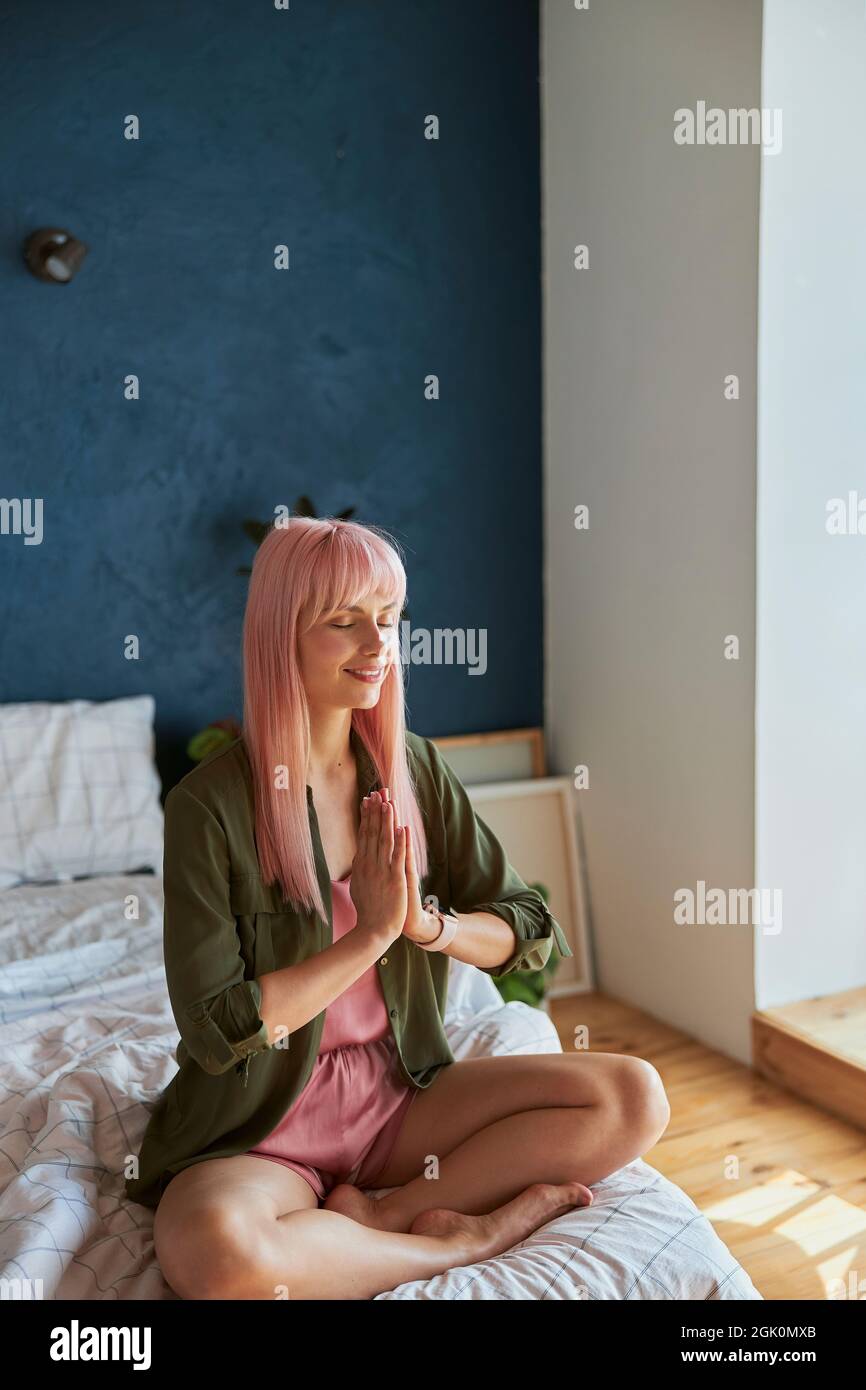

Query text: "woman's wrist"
[355, 917, 398, 951]
[412, 904, 461, 952]
[409, 907, 447, 945]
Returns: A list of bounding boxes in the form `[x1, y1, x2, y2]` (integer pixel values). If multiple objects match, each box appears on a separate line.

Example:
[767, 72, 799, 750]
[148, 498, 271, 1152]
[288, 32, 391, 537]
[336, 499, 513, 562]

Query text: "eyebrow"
[340, 601, 398, 613]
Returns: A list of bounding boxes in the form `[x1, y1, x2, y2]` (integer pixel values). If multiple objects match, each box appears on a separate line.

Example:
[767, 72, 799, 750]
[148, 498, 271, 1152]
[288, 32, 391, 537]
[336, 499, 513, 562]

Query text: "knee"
[613, 1057, 671, 1146]
[155, 1203, 266, 1300]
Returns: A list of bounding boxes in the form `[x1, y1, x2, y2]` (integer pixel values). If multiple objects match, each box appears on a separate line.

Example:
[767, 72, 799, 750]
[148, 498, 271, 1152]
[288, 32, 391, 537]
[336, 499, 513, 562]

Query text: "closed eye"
[330, 619, 396, 628]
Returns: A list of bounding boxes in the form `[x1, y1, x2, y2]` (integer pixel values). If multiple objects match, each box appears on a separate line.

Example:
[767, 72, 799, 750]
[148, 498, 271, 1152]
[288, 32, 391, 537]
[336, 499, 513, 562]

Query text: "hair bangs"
[300, 524, 406, 631]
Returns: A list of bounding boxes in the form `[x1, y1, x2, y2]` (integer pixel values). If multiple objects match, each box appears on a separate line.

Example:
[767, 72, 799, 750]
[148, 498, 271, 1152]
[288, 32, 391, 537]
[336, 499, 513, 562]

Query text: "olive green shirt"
[125, 725, 573, 1208]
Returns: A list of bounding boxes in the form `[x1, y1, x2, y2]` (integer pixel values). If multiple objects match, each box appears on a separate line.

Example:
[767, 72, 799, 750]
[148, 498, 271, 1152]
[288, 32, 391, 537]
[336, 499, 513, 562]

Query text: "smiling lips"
[344, 666, 387, 683]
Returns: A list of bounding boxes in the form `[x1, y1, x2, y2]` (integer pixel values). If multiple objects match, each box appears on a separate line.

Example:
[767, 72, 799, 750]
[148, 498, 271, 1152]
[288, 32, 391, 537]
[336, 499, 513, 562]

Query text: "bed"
[0, 695, 762, 1300]
[0, 869, 762, 1301]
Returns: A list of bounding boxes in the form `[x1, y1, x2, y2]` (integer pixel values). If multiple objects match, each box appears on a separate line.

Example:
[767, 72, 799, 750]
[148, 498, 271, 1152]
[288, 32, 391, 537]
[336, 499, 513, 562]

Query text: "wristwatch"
[417, 903, 460, 952]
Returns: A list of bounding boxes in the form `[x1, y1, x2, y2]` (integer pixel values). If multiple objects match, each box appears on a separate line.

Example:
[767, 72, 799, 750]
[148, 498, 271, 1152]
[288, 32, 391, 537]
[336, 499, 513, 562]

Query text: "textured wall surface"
[0, 0, 542, 793]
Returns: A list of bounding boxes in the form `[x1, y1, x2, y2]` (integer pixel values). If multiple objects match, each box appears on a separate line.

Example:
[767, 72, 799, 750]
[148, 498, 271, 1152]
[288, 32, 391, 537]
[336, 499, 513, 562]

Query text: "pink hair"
[241, 515, 429, 923]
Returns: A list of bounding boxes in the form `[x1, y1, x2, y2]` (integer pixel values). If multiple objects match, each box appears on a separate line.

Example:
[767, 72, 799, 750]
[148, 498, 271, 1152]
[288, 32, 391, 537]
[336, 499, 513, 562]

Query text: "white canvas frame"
[464, 775, 593, 996]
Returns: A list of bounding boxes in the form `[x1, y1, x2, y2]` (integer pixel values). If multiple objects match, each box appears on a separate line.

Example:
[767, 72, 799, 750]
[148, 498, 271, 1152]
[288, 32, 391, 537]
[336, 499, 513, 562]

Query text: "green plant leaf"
[241, 519, 270, 546]
[186, 726, 238, 763]
[496, 975, 539, 1006]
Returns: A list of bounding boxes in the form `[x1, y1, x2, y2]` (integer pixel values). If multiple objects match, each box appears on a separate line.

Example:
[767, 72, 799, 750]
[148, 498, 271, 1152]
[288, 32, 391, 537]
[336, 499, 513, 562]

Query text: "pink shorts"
[246, 1035, 419, 1202]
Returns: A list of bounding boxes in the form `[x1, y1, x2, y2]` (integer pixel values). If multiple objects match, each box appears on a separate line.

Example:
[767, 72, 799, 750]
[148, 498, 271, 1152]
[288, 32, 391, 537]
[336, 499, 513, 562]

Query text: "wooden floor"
[549, 990, 866, 1302]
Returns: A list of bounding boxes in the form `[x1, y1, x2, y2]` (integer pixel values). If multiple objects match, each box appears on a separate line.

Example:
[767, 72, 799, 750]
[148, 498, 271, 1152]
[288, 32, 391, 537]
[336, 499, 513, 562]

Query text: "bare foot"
[409, 1182, 594, 1262]
[323, 1182, 396, 1232]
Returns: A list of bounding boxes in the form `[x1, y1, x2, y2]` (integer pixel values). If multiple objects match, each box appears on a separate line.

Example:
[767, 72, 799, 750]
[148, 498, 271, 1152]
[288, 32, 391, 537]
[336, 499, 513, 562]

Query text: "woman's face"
[298, 589, 399, 711]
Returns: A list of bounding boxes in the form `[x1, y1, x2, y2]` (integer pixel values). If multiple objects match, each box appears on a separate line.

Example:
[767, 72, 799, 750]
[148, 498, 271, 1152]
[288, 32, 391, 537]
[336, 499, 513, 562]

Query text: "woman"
[129, 516, 671, 1300]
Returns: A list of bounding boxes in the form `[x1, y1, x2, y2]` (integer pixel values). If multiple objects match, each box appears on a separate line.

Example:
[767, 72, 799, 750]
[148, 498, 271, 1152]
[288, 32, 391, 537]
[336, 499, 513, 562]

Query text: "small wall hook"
[23, 228, 89, 283]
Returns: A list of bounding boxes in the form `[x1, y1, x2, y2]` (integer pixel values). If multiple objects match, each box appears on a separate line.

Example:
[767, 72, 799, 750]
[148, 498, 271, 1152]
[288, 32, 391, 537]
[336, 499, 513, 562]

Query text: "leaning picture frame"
[460, 775, 593, 997]
[431, 727, 545, 783]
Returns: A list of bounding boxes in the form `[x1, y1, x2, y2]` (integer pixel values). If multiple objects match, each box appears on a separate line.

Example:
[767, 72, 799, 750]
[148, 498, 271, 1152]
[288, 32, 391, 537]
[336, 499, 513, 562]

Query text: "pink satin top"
[245, 871, 417, 1197]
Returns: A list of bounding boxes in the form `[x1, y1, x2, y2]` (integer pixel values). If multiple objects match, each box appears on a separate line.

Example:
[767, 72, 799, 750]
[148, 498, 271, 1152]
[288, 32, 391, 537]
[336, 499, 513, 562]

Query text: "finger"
[365, 791, 383, 864]
[392, 823, 406, 872]
[404, 823, 418, 886]
[358, 795, 375, 861]
[378, 796, 394, 868]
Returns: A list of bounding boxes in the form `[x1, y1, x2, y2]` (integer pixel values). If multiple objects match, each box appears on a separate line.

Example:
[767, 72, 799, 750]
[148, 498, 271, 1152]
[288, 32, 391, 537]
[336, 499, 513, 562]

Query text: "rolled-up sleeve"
[162, 784, 272, 1075]
[428, 741, 574, 977]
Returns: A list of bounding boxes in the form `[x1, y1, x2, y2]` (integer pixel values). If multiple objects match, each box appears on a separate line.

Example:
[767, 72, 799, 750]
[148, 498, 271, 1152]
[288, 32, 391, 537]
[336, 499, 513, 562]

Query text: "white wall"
[542, 0, 763, 1062]
[756, 0, 866, 1008]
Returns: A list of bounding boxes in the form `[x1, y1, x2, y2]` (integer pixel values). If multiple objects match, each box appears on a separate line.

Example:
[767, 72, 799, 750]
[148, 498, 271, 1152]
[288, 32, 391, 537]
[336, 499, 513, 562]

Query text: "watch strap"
[417, 907, 459, 952]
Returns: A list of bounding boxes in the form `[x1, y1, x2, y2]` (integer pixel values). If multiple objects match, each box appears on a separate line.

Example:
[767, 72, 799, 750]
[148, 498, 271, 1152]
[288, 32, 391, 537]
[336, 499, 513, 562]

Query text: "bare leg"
[326, 1052, 670, 1233]
[154, 1155, 591, 1301]
[257, 1183, 590, 1298]
[374, 1107, 601, 1234]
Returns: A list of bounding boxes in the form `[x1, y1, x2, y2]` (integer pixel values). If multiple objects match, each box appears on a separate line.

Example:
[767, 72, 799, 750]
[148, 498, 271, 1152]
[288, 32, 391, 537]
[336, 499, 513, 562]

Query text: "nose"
[362, 628, 390, 657]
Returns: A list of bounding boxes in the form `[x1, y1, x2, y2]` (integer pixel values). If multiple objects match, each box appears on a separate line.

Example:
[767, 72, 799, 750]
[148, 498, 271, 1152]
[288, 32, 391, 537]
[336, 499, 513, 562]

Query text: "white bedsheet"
[0, 874, 762, 1301]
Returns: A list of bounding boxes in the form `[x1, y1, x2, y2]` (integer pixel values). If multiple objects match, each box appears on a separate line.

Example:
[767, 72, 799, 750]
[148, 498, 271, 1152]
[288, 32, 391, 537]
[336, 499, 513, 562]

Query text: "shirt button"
[379, 956, 388, 966]
[390, 1008, 398, 1018]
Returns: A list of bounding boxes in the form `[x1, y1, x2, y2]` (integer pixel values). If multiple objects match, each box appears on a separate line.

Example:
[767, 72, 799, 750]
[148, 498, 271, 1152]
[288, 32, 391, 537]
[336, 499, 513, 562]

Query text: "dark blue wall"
[0, 0, 542, 793]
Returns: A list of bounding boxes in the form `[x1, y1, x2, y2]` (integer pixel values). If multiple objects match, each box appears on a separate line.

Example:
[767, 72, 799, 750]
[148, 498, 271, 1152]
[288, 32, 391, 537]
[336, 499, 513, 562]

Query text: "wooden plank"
[753, 1014, 866, 1133]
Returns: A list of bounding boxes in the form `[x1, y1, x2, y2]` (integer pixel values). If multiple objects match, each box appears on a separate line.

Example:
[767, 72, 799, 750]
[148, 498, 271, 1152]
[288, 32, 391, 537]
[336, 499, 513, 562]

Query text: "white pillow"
[0, 695, 164, 890]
